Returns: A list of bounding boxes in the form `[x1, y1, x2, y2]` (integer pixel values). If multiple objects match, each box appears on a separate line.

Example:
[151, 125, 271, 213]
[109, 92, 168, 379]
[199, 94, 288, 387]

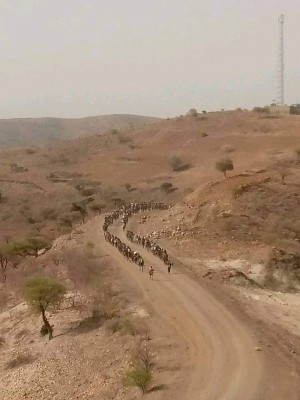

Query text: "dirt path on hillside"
[88, 217, 299, 400]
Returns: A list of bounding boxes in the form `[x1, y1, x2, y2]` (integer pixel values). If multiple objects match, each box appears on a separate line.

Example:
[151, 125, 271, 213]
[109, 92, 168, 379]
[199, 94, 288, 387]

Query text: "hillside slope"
[0, 110, 300, 243]
[0, 114, 161, 148]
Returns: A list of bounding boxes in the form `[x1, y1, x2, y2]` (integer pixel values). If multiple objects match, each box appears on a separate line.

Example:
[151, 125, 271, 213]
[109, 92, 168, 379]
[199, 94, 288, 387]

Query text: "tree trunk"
[40, 306, 53, 340]
[224, 171, 227, 178]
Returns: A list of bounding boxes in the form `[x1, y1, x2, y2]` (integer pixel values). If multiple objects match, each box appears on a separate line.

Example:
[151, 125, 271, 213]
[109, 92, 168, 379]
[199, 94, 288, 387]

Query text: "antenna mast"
[277, 14, 285, 106]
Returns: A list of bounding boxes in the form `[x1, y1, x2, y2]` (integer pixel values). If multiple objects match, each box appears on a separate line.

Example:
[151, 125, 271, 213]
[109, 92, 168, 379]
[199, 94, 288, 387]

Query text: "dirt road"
[90, 217, 299, 399]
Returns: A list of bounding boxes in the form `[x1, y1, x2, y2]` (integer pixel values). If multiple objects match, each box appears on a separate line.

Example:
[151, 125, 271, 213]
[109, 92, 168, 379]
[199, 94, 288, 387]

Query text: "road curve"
[90, 215, 270, 400]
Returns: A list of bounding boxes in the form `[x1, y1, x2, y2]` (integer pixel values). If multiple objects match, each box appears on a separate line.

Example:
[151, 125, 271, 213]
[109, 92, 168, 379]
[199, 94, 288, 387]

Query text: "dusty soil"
[127, 210, 300, 398]
[2, 208, 300, 399]
[0, 218, 186, 400]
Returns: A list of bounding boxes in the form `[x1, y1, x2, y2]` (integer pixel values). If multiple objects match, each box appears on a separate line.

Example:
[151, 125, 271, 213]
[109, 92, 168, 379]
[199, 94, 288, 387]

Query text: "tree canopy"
[24, 276, 66, 340]
[215, 158, 234, 178]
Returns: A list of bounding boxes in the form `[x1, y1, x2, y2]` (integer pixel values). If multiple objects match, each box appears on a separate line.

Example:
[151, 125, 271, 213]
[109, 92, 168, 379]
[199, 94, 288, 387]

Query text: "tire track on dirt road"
[92, 216, 266, 400]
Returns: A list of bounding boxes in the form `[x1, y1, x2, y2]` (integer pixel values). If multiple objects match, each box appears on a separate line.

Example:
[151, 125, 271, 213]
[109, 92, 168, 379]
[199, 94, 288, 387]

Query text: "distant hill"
[0, 114, 161, 148]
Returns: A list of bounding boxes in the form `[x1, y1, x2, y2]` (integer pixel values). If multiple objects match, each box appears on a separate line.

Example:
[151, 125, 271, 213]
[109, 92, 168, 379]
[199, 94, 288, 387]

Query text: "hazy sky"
[0, 0, 299, 118]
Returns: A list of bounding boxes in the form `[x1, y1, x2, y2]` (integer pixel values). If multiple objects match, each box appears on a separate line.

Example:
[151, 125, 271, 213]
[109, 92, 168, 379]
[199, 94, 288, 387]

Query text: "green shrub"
[24, 276, 66, 340]
[123, 367, 152, 394]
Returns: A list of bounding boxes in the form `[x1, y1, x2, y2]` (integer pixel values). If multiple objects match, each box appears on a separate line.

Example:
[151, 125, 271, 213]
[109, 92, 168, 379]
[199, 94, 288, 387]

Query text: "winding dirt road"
[90, 216, 300, 399]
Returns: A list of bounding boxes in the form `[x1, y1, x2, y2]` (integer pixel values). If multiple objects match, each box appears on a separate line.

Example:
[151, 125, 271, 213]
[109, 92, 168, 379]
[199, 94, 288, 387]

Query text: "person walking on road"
[149, 266, 154, 280]
[167, 262, 173, 274]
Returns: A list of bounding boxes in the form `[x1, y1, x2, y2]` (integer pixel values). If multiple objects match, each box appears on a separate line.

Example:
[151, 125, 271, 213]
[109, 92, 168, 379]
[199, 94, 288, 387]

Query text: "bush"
[40, 208, 57, 221]
[253, 106, 270, 116]
[232, 184, 251, 199]
[133, 340, 153, 371]
[89, 203, 106, 214]
[160, 182, 173, 193]
[81, 188, 96, 197]
[27, 217, 37, 224]
[123, 367, 152, 394]
[215, 158, 234, 178]
[106, 318, 123, 334]
[86, 241, 95, 250]
[168, 155, 183, 171]
[40, 324, 49, 336]
[187, 108, 198, 117]
[124, 183, 131, 192]
[6, 353, 35, 369]
[25, 148, 36, 155]
[118, 135, 132, 144]
[201, 132, 208, 137]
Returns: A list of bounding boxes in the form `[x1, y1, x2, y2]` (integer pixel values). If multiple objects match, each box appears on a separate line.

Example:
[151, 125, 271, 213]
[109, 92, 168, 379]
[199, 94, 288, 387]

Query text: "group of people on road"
[102, 201, 172, 279]
[126, 230, 173, 273]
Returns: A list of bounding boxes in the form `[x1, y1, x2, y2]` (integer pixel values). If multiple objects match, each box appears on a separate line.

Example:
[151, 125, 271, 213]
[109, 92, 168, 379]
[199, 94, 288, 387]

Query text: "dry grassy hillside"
[2, 110, 300, 399]
[0, 110, 300, 245]
[0, 114, 161, 148]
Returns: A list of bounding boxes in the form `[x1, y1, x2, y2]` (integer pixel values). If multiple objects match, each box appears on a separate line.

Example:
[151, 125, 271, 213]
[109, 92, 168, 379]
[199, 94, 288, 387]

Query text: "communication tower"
[277, 14, 285, 106]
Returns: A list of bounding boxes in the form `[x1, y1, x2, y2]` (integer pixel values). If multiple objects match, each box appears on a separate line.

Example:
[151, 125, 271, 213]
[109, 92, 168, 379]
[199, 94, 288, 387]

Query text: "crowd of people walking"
[102, 201, 172, 278]
[126, 230, 173, 272]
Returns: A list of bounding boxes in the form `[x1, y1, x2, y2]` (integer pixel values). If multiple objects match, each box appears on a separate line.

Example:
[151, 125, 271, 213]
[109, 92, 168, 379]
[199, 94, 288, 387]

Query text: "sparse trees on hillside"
[168, 155, 183, 171]
[187, 108, 198, 117]
[24, 276, 66, 340]
[216, 158, 234, 178]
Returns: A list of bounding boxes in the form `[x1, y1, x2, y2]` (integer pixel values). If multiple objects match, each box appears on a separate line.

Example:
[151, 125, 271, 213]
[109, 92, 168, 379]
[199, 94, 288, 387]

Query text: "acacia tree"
[9, 237, 50, 258]
[24, 276, 66, 340]
[216, 158, 234, 178]
[188, 108, 198, 117]
[0, 245, 10, 282]
[72, 203, 87, 223]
